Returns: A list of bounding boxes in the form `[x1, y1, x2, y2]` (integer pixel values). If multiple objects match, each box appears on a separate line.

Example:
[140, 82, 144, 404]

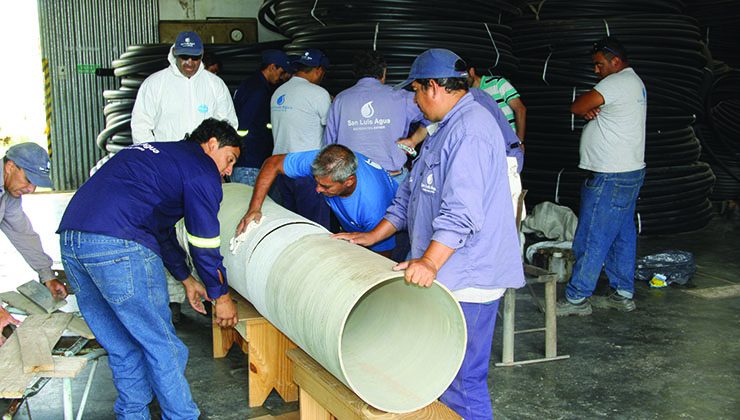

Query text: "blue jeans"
[565, 169, 645, 303]
[60, 231, 199, 420]
[440, 300, 500, 420]
[231, 166, 260, 186]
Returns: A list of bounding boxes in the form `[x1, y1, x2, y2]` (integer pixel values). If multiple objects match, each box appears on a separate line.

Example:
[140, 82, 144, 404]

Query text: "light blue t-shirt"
[283, 150, 398, 251]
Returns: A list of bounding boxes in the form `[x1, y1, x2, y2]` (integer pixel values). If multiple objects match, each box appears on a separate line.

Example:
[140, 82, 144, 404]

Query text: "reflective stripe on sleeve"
[187, 233, 221, 248]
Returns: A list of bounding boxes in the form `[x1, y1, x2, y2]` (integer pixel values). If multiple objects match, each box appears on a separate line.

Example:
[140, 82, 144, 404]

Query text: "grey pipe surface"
[212, 184, 467, 413]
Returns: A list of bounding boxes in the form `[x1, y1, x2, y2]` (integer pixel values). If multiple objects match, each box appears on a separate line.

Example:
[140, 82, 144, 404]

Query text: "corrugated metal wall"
[37, 0, 159, 190]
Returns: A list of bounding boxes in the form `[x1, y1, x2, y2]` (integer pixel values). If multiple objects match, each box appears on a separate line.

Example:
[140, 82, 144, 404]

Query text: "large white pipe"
[211, 184, 467, 413]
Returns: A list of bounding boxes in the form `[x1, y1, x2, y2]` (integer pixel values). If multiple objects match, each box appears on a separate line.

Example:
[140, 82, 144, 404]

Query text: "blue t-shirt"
[283, 150, 398, 251]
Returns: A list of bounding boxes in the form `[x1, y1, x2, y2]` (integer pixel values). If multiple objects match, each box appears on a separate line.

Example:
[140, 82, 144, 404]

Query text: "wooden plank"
[23, 313, 72, 373]
[37, 356, 88, 378]
[251, 411, 300, 420]
[16, 316, 54, 373]
[0, 291, 94, 339]
[17, 280, 67, 313]
[0, 312, 73, 397]
[0, 334, 35, 398]
[287, 348, 460, 420]
[300, 388, 334, 420]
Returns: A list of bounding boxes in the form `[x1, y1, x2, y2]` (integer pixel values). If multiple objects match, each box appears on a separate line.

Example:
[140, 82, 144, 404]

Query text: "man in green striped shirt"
[469, 67, 527, 143]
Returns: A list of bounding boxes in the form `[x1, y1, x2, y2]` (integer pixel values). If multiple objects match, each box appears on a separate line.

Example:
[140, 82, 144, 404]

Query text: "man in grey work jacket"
[1, 143, 67, 344]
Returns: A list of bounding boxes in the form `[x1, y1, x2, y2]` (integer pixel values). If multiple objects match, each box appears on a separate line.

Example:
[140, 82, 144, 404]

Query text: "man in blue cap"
[131, 30, 237, 145]
[231, 49, 293, 186]
[1, 143, 67, 342]
[270, 48, 332, 228]
[131, 30, 238, 321]
[334, 49, 524, 419]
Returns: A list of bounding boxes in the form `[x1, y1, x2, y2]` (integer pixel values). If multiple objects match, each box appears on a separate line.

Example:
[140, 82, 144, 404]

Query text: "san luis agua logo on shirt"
[277, 94, 286, 105]
[421, 173, 437, 194]
[197, 104, 209, 114]
[346, 101, 390, 130]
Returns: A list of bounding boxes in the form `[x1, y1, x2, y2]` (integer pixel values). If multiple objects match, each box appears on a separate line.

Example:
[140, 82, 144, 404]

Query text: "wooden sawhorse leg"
[212, 295, 299, 407]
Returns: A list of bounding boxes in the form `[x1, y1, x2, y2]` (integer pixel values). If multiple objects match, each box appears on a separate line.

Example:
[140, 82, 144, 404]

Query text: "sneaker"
[556, 299, 592, 317]
[591, 291, 636, 312]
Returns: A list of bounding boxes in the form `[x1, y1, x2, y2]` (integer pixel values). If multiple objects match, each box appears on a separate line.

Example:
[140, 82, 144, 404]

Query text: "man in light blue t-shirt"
[236, 144, 398, 254]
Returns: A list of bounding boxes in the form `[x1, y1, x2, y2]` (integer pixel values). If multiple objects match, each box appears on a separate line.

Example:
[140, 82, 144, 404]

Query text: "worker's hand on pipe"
[213, 294, 238, 328]
[236, 209, 262, 236]
[182, 276, 208, 315]
[44, 279, 68, 300]
[0, 307, 21, 346]
[331, 231, 378, 247]
[583, 107, 600, 120]
[393, 257, 437, 288]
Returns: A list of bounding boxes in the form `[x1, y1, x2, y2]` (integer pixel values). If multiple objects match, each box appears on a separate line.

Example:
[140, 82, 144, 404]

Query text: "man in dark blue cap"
[270, 48, 332, 228]
[334, 48, 524, 419]
[1, 142, 68, 342]
[231, 49, 293, 186]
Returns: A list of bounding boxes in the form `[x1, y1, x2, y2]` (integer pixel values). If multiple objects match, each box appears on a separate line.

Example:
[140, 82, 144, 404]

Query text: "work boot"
[169, 302, 182, 325]
[556, 299, 592, 317]
[591, 291, 636, 312]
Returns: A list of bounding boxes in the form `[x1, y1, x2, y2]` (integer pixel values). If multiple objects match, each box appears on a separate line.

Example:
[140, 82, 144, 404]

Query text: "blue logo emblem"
[198, 104, 209, 113]
[277, 94, 286, 106]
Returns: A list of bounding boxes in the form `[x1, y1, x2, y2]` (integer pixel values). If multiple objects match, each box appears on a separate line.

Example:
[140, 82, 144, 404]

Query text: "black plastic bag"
[635, 250, 696, 285]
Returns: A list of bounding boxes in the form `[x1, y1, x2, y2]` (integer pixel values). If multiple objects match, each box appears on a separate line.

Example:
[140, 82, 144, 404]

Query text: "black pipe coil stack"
[259, 0, 522, 95]
[508, 7, 715, 234]
[697, 70, 740, 200]
[96, 41, 287, 158]
[260, 0, 522, 39]
[685, 0, 740, 68]
[282, 22, 518, 95]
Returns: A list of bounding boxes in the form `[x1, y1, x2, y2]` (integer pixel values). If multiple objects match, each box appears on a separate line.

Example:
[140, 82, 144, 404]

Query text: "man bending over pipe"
[57, 118, 240, 419]
[333, 49, 524, 419]
[236, 144, 398, 257]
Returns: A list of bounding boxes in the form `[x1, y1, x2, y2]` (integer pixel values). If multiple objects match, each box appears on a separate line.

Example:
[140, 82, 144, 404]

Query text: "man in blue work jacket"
[58, 118, 240, 420]
[232, 49, 293, 186]
[334, 49, 524, 419]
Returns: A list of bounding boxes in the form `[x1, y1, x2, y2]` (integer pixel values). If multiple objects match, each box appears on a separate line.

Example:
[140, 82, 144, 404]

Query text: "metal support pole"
[544, 280, 557, 358]
[501, 288, 516, 364]
[75, 358, 99, 420]
[63, 378, 73, 420]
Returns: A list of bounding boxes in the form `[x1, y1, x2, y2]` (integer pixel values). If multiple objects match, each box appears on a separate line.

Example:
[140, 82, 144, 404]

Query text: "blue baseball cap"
[394, 49, 469, 90]
[173, 31, 203, 56]
[261, 49, 291, 72]
[5, 143, 52, 188]
[295, 49, 330, 69]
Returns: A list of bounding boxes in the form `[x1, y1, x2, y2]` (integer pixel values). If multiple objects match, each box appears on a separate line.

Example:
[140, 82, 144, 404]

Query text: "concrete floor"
[1, 204, 738, 419]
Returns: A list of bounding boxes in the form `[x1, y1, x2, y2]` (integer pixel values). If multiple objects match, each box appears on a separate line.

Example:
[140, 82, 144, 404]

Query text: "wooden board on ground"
[0, 312, 74, 397]
[17, 280, 67, 313]
[287, 348, 461, 420]
[0, 291, 94, 338]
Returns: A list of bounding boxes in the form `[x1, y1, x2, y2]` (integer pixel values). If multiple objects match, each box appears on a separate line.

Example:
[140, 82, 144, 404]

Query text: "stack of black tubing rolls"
[508, 9, 716, 234]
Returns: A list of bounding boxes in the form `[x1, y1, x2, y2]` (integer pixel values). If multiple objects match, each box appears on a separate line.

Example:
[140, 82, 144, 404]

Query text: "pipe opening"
[339, 278, 467, 413]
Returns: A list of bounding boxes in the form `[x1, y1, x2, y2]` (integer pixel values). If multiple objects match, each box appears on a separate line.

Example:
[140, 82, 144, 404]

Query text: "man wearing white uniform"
[270, 49, 332, 228]
[130, 31, 238, 322]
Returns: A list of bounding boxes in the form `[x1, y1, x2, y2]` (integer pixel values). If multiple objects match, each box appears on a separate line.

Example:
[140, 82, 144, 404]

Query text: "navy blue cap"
[295, 49, 330, 69]
[5, 143, 52, 188]
[173, 31, 203, 56]
[261, 49, 291, 72]
[287, 54, 301, 73]
[394, 49, 468, 90]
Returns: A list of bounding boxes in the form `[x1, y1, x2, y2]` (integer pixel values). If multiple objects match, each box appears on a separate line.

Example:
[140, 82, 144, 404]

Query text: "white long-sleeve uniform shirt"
[131, 47, 238, 143]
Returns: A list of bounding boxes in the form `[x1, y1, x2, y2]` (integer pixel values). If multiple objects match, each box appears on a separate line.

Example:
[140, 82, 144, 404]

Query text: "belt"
[388, 170, 403, 176]
[510, 141, 523, 149]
